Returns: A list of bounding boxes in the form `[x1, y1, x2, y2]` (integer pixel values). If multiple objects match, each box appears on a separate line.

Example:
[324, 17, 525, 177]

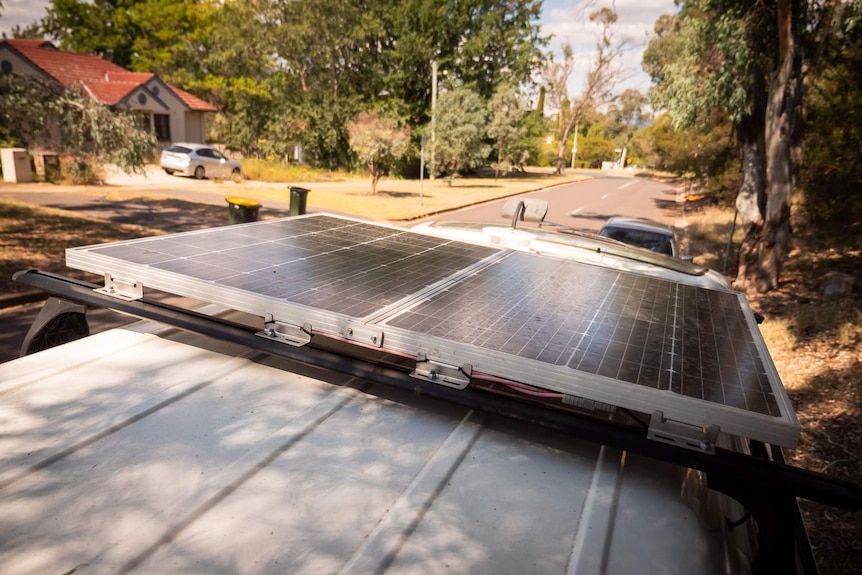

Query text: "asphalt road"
[423, 171, 680, 232]
[0, 171, 681, 364]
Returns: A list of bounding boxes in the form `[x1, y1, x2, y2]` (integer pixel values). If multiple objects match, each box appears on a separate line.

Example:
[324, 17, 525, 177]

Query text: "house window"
[1, 60, 12, 74]
[137, 113, 150, 131]
[153, 114, 170, 141]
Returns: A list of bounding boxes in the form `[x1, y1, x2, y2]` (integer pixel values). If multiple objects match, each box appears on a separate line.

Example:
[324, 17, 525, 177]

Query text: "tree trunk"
[554, 127, 572, 175]
[554, 143, 565, 175]
[756, 0, 802, 293]
[734, 119, 767, 289]
[733, 68, 768, 290]
[735, 0, 802, 293]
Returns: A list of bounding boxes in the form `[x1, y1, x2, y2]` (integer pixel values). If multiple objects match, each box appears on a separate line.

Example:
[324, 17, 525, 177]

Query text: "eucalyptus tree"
[546, 7, 625, 175]
[606, 89, 649, 166]
[643, 0, 806, 293]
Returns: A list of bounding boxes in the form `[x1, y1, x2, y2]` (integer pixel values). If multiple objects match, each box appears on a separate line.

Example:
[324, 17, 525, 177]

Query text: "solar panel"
[66, 214, 798, 446]
[72, 215, 500, 320]
[381, 252, 781, 417]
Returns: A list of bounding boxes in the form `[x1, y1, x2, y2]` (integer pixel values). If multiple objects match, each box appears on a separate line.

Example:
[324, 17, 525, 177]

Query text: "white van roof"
[0, 325, 742, 574]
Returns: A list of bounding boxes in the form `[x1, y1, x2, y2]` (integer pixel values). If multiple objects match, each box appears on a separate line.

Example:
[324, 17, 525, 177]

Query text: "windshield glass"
[599, 227, 675, 256]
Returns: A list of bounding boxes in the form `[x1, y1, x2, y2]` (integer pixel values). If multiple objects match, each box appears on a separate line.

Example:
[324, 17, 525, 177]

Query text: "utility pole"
[571, 121, 579, 170]
[430, 60, 437, 181]
[420, 135, 426, 206]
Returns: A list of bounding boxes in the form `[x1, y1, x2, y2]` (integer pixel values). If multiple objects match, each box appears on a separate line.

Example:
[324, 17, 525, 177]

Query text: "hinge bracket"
[648, 411, 719, 454]
[410, 352, 472, 390]
[256, 314, 312, 347]
[95, 273, 143, 301]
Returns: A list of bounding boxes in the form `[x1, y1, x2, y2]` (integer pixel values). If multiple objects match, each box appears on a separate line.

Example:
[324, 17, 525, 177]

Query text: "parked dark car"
[599, 216, 685, 259]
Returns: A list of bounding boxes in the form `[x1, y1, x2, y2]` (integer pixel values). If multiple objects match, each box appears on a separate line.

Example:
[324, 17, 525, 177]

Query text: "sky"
[0, 0, 676, 95]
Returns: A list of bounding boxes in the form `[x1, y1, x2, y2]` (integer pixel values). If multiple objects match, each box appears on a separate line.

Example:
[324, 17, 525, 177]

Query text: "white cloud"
[0, 0, 47, 37]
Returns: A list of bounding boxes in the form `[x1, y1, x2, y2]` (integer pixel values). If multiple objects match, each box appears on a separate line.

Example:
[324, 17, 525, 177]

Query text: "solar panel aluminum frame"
[65, 213, 800, 447]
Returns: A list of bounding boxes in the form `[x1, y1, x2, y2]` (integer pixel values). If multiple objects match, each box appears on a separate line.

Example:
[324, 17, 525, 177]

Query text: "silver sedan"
[160, 143, 242, 180]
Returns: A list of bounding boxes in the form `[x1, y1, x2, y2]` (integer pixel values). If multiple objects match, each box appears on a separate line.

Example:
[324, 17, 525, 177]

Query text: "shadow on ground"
[46, 197, 293, 233]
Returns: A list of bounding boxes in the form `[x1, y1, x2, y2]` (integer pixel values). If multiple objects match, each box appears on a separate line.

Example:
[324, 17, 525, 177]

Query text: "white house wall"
[0, 46, 46, 80]
[143, 81, 186, 145]
[184, 111, 205, 143]
[145, 79, 207, 145]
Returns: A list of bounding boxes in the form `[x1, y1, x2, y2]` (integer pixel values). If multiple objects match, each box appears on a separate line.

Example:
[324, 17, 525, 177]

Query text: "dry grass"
[685, 204, 862, 575]
[0, 198, 169, 293]
[245, 170, 586, 221]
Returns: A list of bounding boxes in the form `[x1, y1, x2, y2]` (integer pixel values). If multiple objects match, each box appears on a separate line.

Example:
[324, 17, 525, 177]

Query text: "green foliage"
[125, 0, 216, 86]
[577, 134, 614, 169]
[518, 108, 548, 169]
[432, 87, 490, 185]
[41, 0, 215, 78]
[388, 0, 547, 124]
[38, 0, 546, 171]
[58, 85, 157, 175]
[640, 113, 738, 201]
[347, 111, 411, 194]
[643, 1, 773, 131]
[10, 22, 44, 39]
[537, 138, 558, 168]
[0, 72, 61, 146]
[488, 83, 529, 174]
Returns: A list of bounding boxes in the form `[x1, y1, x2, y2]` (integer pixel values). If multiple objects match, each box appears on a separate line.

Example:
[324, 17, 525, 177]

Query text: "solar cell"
[383, 252, 780, 416]
[69, 215, 500, 318]
[66, 214, 798, 445]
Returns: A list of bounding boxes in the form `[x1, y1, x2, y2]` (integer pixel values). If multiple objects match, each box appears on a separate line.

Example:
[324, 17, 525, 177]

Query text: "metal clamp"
[95, 273, 143, 301]
[410, 352, 472, 390]
[256, 314, 312, 347]
[343, 322, 384, 347]
[648, 411, 720, 454]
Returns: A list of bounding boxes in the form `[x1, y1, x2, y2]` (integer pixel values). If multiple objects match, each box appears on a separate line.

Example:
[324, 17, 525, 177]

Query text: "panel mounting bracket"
[95, 273, 143, 301]
[256, 314, 311, 347]
[343, 322, 384, 348]
[648, 411, 720, 454]
[410, 352, 472, 390]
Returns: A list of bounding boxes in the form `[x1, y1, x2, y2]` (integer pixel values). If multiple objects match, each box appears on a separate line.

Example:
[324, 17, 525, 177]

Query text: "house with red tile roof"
[0, 38, 217, 146]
